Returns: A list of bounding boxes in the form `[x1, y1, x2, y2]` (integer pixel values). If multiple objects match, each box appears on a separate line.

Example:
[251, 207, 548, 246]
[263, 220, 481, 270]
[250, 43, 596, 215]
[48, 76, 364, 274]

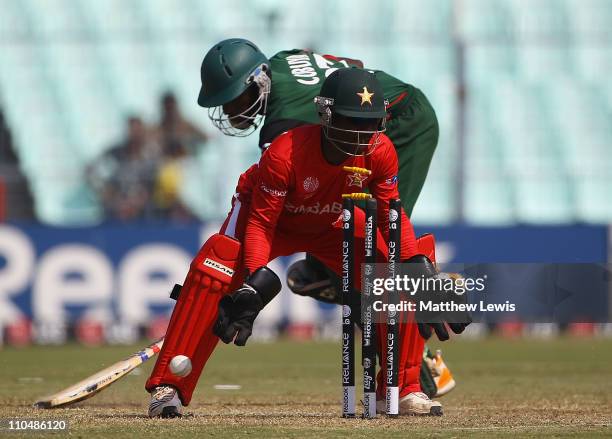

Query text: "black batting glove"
[417, 322, 450, 341]
[213, 267, 281, 346]
[405, 255, 472, 342]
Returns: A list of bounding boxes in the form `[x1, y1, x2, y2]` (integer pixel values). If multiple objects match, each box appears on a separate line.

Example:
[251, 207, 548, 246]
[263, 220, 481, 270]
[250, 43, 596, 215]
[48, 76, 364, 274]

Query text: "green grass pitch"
[1, 337, 611, 438]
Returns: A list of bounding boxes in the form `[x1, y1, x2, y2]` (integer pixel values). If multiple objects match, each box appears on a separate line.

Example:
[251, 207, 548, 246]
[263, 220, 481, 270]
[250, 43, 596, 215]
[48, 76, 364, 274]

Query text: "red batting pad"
[145, 234, 241, 405]
[375, 234, 436, 398]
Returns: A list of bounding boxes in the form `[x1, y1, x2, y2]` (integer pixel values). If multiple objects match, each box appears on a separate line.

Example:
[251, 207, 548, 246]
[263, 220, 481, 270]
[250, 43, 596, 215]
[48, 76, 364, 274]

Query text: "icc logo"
[342, 209, 351, 222]
[363, 358, 371, 369]
[389, 209, 399, 222]
[343, 305, 351, 318]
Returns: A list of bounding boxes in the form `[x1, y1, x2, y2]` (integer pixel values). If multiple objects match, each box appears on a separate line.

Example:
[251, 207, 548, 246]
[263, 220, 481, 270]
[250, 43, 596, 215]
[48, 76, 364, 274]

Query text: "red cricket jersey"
[236, 125, 418, 271]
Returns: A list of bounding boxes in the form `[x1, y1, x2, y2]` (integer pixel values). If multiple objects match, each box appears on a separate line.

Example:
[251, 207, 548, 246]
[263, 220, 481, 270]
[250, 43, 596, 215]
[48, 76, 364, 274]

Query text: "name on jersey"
[286, 54, 320, 85]
[285, 201, 343, 215]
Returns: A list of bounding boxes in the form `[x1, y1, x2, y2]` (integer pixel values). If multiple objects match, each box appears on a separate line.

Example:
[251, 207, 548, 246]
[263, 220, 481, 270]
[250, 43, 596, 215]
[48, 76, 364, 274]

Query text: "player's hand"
[213, 267, 281, 346]
[417, 322, 449, 341]
[214, 284, 263, 345]
[404, 256, 472, 341]
[440, 272, 473, 336]
[286, 256, 341, 304]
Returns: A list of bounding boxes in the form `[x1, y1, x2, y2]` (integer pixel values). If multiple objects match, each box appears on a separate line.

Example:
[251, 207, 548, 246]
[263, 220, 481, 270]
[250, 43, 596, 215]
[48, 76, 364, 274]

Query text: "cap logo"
[357, 86, 374, 106]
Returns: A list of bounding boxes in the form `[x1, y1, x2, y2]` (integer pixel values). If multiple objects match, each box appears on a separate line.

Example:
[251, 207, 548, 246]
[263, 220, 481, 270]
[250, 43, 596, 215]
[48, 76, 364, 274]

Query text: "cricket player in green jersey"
[197, 38, 455, 400]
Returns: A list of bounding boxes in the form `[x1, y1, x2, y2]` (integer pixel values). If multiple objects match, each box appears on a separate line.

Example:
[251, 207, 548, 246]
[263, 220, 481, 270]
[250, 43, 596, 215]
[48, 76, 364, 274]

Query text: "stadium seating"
[0, 0, 610, 225]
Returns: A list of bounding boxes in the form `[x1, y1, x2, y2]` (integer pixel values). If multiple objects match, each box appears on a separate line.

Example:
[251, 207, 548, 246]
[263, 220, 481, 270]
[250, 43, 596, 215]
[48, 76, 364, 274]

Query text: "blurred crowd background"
[0, 0, 610, 225]
[0, 0, 610, 345]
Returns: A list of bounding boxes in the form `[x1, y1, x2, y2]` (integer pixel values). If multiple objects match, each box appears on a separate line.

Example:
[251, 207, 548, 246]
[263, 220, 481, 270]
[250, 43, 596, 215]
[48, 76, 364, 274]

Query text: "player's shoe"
[432, 349, 456, 397]
[376, 392, 443, 416]
[148, 385, 183, 418]
[400, 392, 443, 416]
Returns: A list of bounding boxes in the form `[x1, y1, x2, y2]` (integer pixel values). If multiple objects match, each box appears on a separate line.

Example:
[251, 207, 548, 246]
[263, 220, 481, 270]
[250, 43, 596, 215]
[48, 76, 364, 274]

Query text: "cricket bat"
[34, 338, 164, 409]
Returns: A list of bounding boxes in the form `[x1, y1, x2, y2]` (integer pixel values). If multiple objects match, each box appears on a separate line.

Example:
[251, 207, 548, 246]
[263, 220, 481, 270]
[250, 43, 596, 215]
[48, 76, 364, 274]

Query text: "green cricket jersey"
[258, 49, 438, 218]
[259, 49, 415, 148]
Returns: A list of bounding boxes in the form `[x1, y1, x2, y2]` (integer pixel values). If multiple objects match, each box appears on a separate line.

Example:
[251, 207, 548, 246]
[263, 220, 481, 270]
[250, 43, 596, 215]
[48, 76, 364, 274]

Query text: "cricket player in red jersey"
[198, 39, 456, 398]
[146, 68, 468, 418]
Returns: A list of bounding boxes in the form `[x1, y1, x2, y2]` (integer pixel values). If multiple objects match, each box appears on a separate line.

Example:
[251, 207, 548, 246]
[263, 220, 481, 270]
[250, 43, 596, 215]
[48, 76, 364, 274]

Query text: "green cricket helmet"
[198, 39, 271, 137]
[314, 68, 388, 156]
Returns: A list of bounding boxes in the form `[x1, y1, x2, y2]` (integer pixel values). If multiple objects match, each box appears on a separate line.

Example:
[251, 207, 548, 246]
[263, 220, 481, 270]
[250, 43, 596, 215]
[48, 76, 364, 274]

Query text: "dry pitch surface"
[1, 337, 611, 438]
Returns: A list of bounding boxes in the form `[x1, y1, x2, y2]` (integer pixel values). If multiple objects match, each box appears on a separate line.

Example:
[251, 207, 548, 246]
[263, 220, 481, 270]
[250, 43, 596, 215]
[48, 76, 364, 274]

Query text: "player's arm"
[369, 138, 418, 259]
[371, 140, 472, 341]
[214, 138, 293, 346]
[242, 142, 293, 271]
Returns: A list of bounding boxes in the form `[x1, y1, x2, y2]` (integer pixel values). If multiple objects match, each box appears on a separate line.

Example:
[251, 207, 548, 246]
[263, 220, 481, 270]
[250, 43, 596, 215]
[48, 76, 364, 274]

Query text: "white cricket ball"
[169, 355, 192, 377]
